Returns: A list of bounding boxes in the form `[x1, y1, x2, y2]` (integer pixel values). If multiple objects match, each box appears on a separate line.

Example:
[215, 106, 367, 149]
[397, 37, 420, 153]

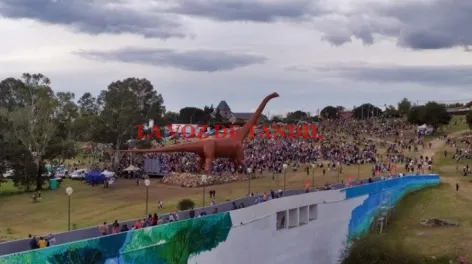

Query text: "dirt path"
[418, 130, 472, 200]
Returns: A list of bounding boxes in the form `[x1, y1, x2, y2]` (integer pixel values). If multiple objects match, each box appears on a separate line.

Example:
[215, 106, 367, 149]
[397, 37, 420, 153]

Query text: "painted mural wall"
[0, 175, 440, 264]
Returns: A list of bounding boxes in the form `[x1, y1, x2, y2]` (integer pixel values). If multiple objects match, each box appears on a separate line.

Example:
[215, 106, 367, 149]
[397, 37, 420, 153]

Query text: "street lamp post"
[144, 179, 151, 215]
[337, 164, 341, 183]
[311, 163, 316, 189]
[201, 175, 207, 207]
[247, 168, 252, 195]
[65, 187, 73, 231]
[357, 160, 361, 180]
[282, 164, 288, 191]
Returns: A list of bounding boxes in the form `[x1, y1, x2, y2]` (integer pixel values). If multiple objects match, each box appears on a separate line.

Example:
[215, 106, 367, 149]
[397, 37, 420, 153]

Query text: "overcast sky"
[1, 0, 471, 115]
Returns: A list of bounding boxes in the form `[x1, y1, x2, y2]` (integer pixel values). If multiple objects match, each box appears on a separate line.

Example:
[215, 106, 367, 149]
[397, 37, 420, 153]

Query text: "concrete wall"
[0, 189, 306, 256]
[0, 175, 440, 264]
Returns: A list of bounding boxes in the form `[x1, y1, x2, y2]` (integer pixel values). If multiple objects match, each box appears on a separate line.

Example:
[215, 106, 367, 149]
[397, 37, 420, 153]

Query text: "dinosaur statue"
[122, 92, 279, 174]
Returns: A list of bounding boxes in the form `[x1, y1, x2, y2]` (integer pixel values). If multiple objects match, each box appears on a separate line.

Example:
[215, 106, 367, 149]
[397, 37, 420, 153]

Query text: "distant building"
[446, 106, 471, 115]
[214, 100, 268, 123]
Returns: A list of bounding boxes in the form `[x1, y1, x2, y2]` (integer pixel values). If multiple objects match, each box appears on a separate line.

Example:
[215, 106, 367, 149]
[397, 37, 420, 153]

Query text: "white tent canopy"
[123, 165, 140, 172]
[102, 170, 115, 178]
[417, 124, 434, 135]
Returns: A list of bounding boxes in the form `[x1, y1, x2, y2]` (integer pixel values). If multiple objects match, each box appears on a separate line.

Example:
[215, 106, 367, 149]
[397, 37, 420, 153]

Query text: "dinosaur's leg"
[236, 149, 245, 168]
[204, 158, 213, 174]
[198, 155, 205, 172]
[203, 142, 216, 174]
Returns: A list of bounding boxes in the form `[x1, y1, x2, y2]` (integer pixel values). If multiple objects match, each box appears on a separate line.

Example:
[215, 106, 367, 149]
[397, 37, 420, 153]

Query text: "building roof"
[233, 113, 268, 120]
[447, 107, 471, 113]
[216, 100, 231, 111]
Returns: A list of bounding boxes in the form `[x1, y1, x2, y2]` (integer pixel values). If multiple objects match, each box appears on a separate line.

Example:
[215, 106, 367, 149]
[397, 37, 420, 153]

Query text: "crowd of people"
[94, 188, 287, 237]
[28, 233, 56, 250]
[115, 119, 425, 186]
[22, 117, 446, 253]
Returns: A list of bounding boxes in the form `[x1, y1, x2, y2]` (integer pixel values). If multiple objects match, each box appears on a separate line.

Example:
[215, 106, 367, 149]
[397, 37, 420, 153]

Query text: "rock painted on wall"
[0, 213, 233, 264]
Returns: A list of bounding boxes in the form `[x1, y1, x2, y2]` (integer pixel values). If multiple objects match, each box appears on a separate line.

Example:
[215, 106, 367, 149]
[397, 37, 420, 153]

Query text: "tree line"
[0, 73, 462, 192]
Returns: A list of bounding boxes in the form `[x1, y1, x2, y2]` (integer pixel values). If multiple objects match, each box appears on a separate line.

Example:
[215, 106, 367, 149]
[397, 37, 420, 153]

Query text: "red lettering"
[260, 126, 273, 139]
[248, 125, 257, 139]
[272, 123, 286, 138]
[301, 124, 310, 139]
[214, 125, 227, 138]
[229, 125, 241, 138]
[196, 125, 208, 139]
[137, 124, 144, 139]
[311, 124, 323, 140]
[148, 124, 162, 139]
[287, 124, 302, 139]
[181, 125, 196, 138]
[167, 124, 178, 139]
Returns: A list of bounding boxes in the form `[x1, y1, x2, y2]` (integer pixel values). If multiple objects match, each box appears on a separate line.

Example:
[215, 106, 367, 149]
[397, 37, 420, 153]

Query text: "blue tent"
[85, 170, 105, 185]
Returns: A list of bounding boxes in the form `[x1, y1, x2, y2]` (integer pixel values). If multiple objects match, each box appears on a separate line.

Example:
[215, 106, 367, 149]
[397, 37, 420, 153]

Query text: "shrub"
[177, 199, 195, 211]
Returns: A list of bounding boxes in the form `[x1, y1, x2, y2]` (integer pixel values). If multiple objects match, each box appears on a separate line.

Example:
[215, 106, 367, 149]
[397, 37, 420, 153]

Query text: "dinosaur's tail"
[233, 92, 279, 141]
[120, 141, 203, 154]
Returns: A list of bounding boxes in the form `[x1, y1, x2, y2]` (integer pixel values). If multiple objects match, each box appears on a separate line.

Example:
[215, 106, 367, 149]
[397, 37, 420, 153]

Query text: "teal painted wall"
[0, 213, 232, 264]
[0, 175, 440, 264]
[346, 175, 440, 240]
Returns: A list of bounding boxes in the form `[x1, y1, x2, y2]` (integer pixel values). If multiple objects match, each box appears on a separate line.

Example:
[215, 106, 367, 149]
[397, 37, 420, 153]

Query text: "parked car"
[70, 169, 88, 180]
[2, 169, 14, 179]
[55, 169, 68, 178]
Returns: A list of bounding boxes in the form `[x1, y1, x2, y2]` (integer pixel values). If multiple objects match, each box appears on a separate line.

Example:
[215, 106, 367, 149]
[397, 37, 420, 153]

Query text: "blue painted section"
[345, 175, 440, 240]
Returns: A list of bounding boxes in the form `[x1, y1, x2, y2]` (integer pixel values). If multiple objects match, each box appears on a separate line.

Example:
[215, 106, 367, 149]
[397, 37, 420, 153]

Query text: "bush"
[340, 235, 453, 264]
[177, 199, 195, 211]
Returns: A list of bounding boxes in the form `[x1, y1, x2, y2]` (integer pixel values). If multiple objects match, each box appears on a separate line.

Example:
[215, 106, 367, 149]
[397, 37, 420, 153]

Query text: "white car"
[70, 169, 88, 180]
[55, 169, 68, 178]
[2, 169, 14, 179]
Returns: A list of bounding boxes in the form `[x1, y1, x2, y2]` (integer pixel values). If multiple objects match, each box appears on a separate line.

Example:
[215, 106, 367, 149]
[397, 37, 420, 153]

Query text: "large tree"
[0, 73, 60, 190]
[320, 106, 338, 119]
[353, 104, 383, 119]
[467, 110, 472, 130]
[78, 92, 99, 116]
[419, 102, 451, 130]
[408, 102, 451, 130]
[50, 92, 80, 164]
[383, 105, 400, 118]
[179, 107, 206, 124]
[397, 98, 412, 116]
[407, 106, 423, 125]
[163, 111, 180, 124]
[286, 110, 309, 122]
[96, 78, 165, 168]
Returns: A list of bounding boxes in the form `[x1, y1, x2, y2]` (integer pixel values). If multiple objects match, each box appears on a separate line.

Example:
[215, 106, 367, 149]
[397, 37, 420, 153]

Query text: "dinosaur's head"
[268, 92, 280, 99]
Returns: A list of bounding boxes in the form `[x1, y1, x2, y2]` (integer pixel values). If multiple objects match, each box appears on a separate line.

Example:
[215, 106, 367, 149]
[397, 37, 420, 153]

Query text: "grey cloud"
[160, 0, 324, 22]
[75, 47, 267, 72]
[315, 0, 472, 50]
[157, 0, 472, 51]
[312, 63, 472, 88]
[0, 0, 187, 39]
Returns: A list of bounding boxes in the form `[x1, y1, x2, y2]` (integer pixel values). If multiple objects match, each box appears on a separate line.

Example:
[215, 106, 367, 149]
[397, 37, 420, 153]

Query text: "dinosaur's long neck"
[122, 141, 202, 154]
[233, 93, 278, 141]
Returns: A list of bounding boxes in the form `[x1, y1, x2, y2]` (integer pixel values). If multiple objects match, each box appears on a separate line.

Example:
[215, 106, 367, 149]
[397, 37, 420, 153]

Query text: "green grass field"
[380, 120, 472, 260]
[0, 163, 375, 241]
